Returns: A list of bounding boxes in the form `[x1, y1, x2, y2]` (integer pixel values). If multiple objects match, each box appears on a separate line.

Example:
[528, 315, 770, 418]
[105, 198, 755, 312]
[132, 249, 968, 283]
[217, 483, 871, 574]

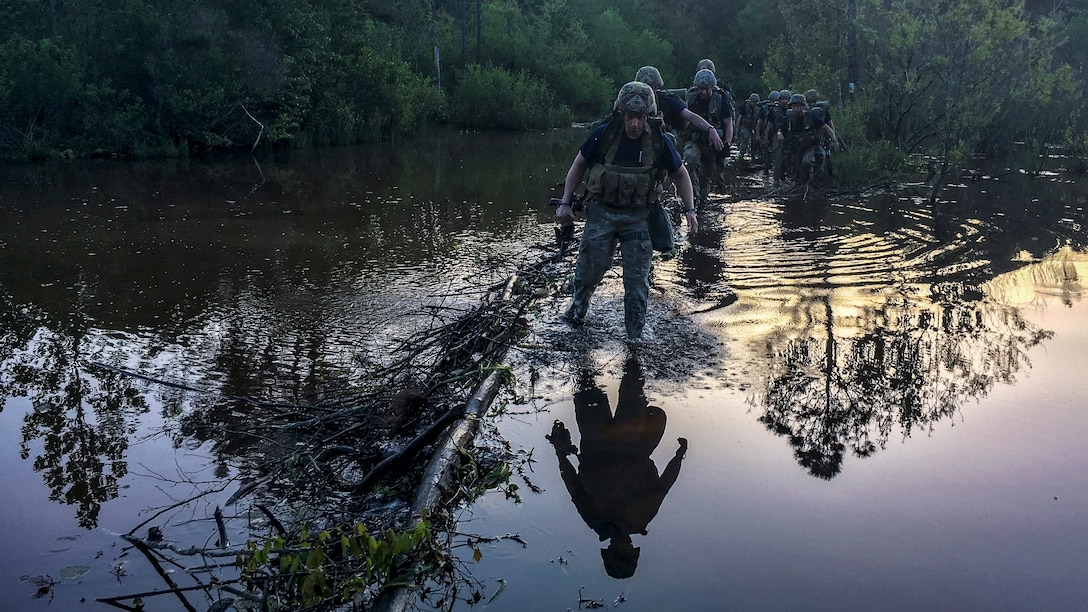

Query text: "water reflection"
[0, 131, 1084, 533]
[755, 294, 1052, 478]
[0, 130, 582, 531]
[0, 290, 149, 528]
[545, 354, 686, 578]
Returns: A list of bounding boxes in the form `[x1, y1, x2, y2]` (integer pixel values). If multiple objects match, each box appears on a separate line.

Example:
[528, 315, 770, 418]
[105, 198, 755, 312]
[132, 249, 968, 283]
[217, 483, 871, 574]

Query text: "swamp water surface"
[1, 128, 1086, 611]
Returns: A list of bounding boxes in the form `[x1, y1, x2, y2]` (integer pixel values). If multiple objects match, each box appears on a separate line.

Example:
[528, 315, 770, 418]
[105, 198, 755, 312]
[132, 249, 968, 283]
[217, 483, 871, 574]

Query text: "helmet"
[749, 93, 759, 103]
[778, 89, 791, 102]
[634, 66, 664, 90]
[693, 69, 716, 89]
[805, 89, 819, 104]
[789, 93, 805, 106]
[768, 90, 781, 102]
[696, 58, 716, 73]
[613, 81, 657, 116]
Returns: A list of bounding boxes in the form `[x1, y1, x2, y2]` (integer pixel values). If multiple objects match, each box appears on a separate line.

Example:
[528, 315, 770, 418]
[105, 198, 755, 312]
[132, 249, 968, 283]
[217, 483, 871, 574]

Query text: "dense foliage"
[2, 0, 1085, 166]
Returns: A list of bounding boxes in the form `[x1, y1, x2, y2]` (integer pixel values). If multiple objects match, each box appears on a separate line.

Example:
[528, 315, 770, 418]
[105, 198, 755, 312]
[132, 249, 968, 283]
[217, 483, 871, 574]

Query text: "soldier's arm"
[557, 153, 589, 221]
[681, 108, 723, 151]
[668, 165, 698, 235]
[821, 124, 839, 150]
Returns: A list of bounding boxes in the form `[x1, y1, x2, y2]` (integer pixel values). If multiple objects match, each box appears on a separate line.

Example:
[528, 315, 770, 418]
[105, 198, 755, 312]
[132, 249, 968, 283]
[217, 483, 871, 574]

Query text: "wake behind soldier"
[555, 82, 698, 344]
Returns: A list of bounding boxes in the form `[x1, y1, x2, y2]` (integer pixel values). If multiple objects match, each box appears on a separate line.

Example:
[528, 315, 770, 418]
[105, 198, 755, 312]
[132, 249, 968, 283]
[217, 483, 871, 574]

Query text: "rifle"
[548, 194, 583, 260]
[823, 137, 846, 179]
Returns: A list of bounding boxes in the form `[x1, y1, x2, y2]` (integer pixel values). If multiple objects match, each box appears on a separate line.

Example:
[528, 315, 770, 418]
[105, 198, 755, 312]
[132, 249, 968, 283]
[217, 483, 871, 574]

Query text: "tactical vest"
[685, 87, 725, 125]
[584, 117, 668, 209]
[766, 105, 788, 137]
[786, 110, 821, 149]
[684, 87, 727, 142]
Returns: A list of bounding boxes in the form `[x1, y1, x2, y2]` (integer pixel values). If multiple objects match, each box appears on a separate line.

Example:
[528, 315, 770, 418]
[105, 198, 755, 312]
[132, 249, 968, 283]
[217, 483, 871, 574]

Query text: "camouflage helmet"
[613, 81, 657, 116]
[768, 90, 781, 102]
[749, 93, 760, 103]
[634, 66, 664, 90]
[778, 89, 792, 101]
[696, 58, 716, 74]
[693, 69, 716, 89]
[805, 89, 819, 104]
[789, 93, 806, 106]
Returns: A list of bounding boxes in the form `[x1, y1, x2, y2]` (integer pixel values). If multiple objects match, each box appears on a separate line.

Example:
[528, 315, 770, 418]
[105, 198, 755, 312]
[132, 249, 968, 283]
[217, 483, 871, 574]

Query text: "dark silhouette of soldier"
[546, 354, 687, 579]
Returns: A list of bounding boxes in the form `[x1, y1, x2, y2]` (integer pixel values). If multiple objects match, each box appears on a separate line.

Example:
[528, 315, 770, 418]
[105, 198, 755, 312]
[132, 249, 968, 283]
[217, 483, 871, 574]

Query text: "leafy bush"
[0, 36, 82, 158]
[450, 64, 571, 130]
[544, 60, 615, 120]
[829, 141, 922, 187]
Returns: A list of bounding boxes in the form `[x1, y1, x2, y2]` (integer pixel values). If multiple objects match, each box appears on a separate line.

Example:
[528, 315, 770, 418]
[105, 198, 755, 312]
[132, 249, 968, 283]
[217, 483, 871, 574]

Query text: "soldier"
[683, 68, 734, 205]
[737, 93, 760, 162]
[805, 89, 835, 131]
[757, 90, 779, 174]
[804, 89, 837, 182]
[783, 93, 838, 185]
[766, 89, 792, 181]
[634, 66, 723, 151]
[555, 82, 698, 344]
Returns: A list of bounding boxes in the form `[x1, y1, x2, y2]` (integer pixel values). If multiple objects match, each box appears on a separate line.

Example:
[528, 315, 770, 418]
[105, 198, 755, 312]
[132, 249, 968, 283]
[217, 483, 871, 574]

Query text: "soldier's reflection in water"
[546, 354, 687, 579]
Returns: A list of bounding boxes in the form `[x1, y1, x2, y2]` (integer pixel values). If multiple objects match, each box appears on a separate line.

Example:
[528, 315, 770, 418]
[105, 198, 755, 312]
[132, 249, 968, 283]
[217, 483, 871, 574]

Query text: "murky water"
[1, 130, 1086, 610]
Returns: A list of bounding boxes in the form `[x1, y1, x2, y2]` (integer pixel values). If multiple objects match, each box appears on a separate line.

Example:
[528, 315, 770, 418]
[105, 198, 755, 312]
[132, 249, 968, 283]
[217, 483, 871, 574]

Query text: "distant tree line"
[2, 0, 1085, 169]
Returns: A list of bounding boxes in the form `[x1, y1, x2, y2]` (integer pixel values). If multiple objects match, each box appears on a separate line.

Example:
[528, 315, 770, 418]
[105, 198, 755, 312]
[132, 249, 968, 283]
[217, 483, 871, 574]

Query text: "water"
[1, 130, 1086, 610]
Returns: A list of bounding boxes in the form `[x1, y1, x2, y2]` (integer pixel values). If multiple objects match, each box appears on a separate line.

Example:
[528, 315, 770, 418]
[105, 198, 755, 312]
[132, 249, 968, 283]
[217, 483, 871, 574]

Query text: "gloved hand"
[546, 420, 578, 456]
[675, 437, 688, 458]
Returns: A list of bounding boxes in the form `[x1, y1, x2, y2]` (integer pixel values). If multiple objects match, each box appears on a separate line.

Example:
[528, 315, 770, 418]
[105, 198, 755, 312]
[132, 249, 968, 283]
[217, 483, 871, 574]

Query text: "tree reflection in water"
[0, 289, 149, 528]
[756, 287, 1052, 479]
[546, 353, 686, 579]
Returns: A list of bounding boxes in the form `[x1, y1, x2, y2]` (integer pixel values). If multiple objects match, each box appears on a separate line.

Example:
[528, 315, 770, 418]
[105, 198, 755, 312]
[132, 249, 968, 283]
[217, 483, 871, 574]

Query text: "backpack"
[656, 89, 688, 132]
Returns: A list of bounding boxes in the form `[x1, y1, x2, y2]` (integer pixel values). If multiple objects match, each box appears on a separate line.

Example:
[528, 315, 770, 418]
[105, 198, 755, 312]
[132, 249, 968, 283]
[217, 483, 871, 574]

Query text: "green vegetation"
[2, 0, 1085, 174]
[238, 520, 433, 608]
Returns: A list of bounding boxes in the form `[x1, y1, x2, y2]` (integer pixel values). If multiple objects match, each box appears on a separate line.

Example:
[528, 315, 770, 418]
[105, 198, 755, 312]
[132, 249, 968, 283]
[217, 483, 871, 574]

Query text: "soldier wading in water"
[555, 82, 698, 344]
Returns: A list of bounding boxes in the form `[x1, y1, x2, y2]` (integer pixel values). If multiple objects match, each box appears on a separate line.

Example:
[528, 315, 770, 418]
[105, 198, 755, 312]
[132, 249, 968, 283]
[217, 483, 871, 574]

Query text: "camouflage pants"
[737, 126, 754, 160]
[791, 145, 826, 184]
[769, 137, 785, 180]
[566, 202, 654, 341]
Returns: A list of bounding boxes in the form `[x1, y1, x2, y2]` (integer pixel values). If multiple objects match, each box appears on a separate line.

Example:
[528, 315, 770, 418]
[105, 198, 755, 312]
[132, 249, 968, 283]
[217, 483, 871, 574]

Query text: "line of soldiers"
[633, 59, 734, 207]
[625, 60, 841, 196]
[743, 88, 840, 185]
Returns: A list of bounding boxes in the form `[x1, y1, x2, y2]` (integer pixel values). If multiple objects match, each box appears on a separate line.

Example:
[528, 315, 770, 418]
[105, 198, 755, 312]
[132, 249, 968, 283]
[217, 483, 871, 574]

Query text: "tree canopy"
[1, 0, 1084, 165]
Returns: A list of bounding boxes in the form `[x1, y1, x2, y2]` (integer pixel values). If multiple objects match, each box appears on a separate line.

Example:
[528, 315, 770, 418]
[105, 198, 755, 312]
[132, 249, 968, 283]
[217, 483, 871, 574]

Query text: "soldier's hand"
[556, 202, 576, 224]
[676, 437, 688, 458]
[546, 420, 577, 456]
[685, 209, 699, 235]
[709, 129, 723, 151]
